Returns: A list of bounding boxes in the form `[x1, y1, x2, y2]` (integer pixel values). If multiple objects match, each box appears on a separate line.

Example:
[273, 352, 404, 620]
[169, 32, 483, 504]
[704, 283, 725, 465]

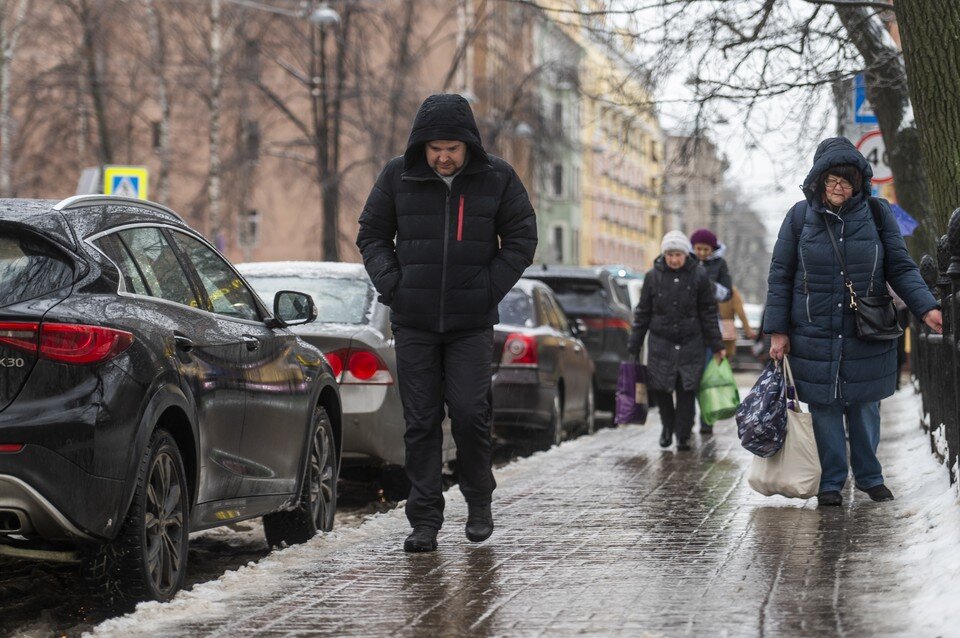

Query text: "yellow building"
[578, 42, 664, 271]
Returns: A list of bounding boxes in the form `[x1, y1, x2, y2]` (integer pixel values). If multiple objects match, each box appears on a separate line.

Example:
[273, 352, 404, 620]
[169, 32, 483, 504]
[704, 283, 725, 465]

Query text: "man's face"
[426, 140, 466, 176]
[693, 243, 714, 261]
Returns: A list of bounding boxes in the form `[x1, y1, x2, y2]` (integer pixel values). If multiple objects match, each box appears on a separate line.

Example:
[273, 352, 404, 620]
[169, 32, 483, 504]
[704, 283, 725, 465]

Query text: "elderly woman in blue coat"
[765, 137, 942, 507]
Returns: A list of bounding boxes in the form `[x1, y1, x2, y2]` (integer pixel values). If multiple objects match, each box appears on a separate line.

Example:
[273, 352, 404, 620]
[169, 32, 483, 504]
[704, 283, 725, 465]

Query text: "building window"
[240, 209, 261, 247]
[552, 225, 564, 263]
[553, 101, 563, 129]
[552, 163, 564, 197]
[243, 120, 261, 163]
[650, 140, 659, 163]
[151, 122, 162, 151]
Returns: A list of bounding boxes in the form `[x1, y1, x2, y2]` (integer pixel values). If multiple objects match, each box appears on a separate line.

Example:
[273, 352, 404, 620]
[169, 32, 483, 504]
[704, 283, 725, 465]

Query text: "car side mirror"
[574, 318, 588, 336]
[274, 290, 317, 326]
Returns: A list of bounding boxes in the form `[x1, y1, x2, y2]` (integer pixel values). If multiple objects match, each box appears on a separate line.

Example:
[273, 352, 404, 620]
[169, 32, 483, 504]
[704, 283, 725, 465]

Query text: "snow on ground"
[87, 388, 960, 637]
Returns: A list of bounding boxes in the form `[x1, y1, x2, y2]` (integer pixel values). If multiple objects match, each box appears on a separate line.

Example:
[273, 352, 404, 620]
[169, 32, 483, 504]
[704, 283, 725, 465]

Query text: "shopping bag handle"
[781, 355, 804, 413]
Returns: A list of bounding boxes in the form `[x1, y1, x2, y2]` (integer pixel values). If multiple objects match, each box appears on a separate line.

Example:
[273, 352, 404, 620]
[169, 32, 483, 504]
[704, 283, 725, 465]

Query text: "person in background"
[628, 230, 725, 451]
[719, 286, 756, 362]
[765, 136, 942, 508]
[690, 227, 733, 434]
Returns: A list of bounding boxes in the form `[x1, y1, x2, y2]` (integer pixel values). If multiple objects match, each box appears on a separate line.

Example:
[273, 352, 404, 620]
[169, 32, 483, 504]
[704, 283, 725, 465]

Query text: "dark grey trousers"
[650, 376, 697, 443]
[393, 324, 496, 530]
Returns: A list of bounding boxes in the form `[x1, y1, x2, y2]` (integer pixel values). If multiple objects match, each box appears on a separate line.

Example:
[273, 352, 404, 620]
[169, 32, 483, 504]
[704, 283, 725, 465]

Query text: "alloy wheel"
[308, 421, 336, 531]
[144, 451, 185, 596]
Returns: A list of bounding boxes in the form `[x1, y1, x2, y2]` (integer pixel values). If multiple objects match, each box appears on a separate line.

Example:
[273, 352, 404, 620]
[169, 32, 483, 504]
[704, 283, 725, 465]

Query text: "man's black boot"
[465, 504, 494, 542]
[404, 526, 438, 553]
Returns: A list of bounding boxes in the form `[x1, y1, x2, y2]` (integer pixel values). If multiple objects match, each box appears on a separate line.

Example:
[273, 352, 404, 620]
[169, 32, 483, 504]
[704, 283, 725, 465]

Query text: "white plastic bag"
[747, 357, 821, 498]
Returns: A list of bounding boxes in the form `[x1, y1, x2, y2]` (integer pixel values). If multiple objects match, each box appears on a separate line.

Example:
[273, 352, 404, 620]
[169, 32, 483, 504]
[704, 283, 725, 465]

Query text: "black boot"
[404, 526, 438, 553]
[817, 491, 843, 507]
[864, 484, 894, 502]
[465, 504, 494, 542]
[677, 439, 691, 451]
[659, 426, 672, 448]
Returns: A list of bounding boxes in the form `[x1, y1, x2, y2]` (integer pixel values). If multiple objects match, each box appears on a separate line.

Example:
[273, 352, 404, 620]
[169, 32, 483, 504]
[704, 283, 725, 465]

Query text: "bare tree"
[0, 0, 30, 196]
[144, 0, 171, 203]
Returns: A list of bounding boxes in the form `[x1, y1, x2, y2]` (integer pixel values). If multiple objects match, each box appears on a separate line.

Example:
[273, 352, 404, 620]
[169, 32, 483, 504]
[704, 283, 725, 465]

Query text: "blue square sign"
[854, 74, 879, 125]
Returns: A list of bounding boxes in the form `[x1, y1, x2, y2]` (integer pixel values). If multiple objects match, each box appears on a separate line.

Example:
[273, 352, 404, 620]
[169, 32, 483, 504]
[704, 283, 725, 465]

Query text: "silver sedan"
[238, 261, 455, 498]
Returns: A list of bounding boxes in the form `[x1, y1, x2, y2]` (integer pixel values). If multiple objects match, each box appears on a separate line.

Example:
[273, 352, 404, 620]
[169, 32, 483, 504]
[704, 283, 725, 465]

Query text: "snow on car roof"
[236, 261, 369, 280]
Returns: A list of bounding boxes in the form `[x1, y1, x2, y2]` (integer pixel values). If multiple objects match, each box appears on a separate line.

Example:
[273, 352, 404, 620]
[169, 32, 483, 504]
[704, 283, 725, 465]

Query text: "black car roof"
[0, 198, 75, 248]
[523, 264, 611, 282]
[0, 196, 191, 249]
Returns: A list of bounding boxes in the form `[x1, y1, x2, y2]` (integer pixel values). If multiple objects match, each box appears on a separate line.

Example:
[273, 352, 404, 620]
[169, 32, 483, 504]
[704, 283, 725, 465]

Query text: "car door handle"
[242, 335, 261, 351]
[174, 335, 194, 353]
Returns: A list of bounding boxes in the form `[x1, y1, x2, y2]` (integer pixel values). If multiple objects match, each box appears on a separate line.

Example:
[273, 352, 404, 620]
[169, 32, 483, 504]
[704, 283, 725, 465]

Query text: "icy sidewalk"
[90, 388, 960, 637]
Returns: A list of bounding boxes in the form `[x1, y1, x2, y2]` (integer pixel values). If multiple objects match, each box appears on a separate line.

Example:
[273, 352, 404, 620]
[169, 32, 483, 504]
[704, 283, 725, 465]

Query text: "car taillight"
[0, 322, 39, 353]
[325, 349, 346, 380]
[501, 333, 537, 366]
[325, 348, 393, 384]
[0, 444, 23, 453]
[0, 322, 132, 364]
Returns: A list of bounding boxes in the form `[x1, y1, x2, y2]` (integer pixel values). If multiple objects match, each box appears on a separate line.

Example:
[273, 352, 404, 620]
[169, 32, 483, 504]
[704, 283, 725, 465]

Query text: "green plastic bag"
[698, 357, 740, 425]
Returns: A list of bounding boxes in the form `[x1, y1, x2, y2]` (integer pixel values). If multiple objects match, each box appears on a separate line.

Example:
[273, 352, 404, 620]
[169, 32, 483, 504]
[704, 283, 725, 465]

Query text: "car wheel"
[263, 406, 338, 547]
[82, 428, 189, 605]
[584, 382, 596, 435]
[536, 389, 563, 450]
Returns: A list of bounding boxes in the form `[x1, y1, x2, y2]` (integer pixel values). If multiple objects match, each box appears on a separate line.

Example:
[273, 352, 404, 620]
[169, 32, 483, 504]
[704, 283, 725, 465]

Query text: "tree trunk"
[145, 0, 170, 204]
[897, 0, 960, 243]
[0, 0, 29, 197]
[79, 0, 112, 166]
[208, 0, 223, 245]
[835, 5, 935, 254]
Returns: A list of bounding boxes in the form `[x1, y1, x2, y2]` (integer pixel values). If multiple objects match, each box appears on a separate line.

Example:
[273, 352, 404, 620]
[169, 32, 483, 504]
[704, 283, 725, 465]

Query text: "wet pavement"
[91, 386, 960, 637]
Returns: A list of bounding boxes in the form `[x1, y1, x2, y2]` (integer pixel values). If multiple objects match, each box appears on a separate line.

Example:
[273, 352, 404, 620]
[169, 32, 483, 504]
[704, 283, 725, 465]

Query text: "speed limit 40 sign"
[856, 130, 893, 184]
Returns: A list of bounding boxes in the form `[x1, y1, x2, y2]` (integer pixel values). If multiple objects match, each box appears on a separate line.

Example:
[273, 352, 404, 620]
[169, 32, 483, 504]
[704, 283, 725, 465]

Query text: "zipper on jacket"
[799, 245, 812, 322]
[869, 244, 879, 294]
[440, 189, 451, 332]
[457, 195, 465, 242]
[401, 172, 451, 331]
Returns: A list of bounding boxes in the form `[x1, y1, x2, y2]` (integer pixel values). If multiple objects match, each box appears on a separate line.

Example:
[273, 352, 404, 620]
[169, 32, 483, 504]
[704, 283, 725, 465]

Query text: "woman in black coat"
[628, 231, 725, 450]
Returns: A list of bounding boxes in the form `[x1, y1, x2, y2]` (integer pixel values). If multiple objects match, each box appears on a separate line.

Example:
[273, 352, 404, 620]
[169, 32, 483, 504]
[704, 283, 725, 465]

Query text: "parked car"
[522, 265, 632, 411]
[0, 196, 341, 604]
[604, 265, 644, 310]
[492, 279, 596, 449]
[237, 261, 455, 499]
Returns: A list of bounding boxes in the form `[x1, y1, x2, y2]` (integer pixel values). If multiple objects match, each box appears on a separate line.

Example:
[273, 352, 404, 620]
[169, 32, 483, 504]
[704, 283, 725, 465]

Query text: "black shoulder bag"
[823, 214, 903, 341]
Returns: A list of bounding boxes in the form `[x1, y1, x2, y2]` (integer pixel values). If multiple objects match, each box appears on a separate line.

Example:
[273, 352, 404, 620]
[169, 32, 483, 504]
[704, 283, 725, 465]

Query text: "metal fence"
[912, 207, 960, 481]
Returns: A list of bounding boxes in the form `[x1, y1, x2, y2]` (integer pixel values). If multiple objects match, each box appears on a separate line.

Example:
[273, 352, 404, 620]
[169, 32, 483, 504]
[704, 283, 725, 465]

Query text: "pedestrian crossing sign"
[103, 166, 149, 200]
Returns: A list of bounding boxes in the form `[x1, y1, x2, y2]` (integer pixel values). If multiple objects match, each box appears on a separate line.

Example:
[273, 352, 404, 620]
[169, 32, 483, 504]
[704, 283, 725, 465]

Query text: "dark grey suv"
[0, 195, 341, 604]
[522, 265, 633, 410]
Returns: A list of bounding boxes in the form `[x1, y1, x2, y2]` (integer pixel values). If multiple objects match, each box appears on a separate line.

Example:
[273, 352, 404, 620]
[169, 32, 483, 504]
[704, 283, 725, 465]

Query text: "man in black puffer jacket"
[357, 94, 537, 553]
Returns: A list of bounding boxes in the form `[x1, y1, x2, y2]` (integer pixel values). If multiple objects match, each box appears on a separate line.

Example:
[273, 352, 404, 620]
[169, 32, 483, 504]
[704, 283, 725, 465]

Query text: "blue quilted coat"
[764, 137, 937, 405]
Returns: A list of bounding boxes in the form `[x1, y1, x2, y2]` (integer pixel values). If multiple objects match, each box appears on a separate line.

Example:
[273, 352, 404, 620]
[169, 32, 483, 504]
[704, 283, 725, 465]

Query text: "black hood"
[801, 137, 873, 205]
[403, 94, 489, 170]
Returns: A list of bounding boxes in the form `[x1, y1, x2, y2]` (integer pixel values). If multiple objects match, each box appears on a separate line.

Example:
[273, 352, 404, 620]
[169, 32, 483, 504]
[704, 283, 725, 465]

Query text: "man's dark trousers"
[394, 324, 497, 530]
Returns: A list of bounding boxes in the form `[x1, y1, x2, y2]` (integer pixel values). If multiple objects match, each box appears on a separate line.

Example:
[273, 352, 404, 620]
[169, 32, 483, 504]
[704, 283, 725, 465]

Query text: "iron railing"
[912, 207, 960, 481]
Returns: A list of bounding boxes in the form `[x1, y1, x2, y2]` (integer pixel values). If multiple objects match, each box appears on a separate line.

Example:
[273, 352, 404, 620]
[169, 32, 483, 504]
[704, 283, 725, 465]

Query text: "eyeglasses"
[824, 176, 853, 192]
